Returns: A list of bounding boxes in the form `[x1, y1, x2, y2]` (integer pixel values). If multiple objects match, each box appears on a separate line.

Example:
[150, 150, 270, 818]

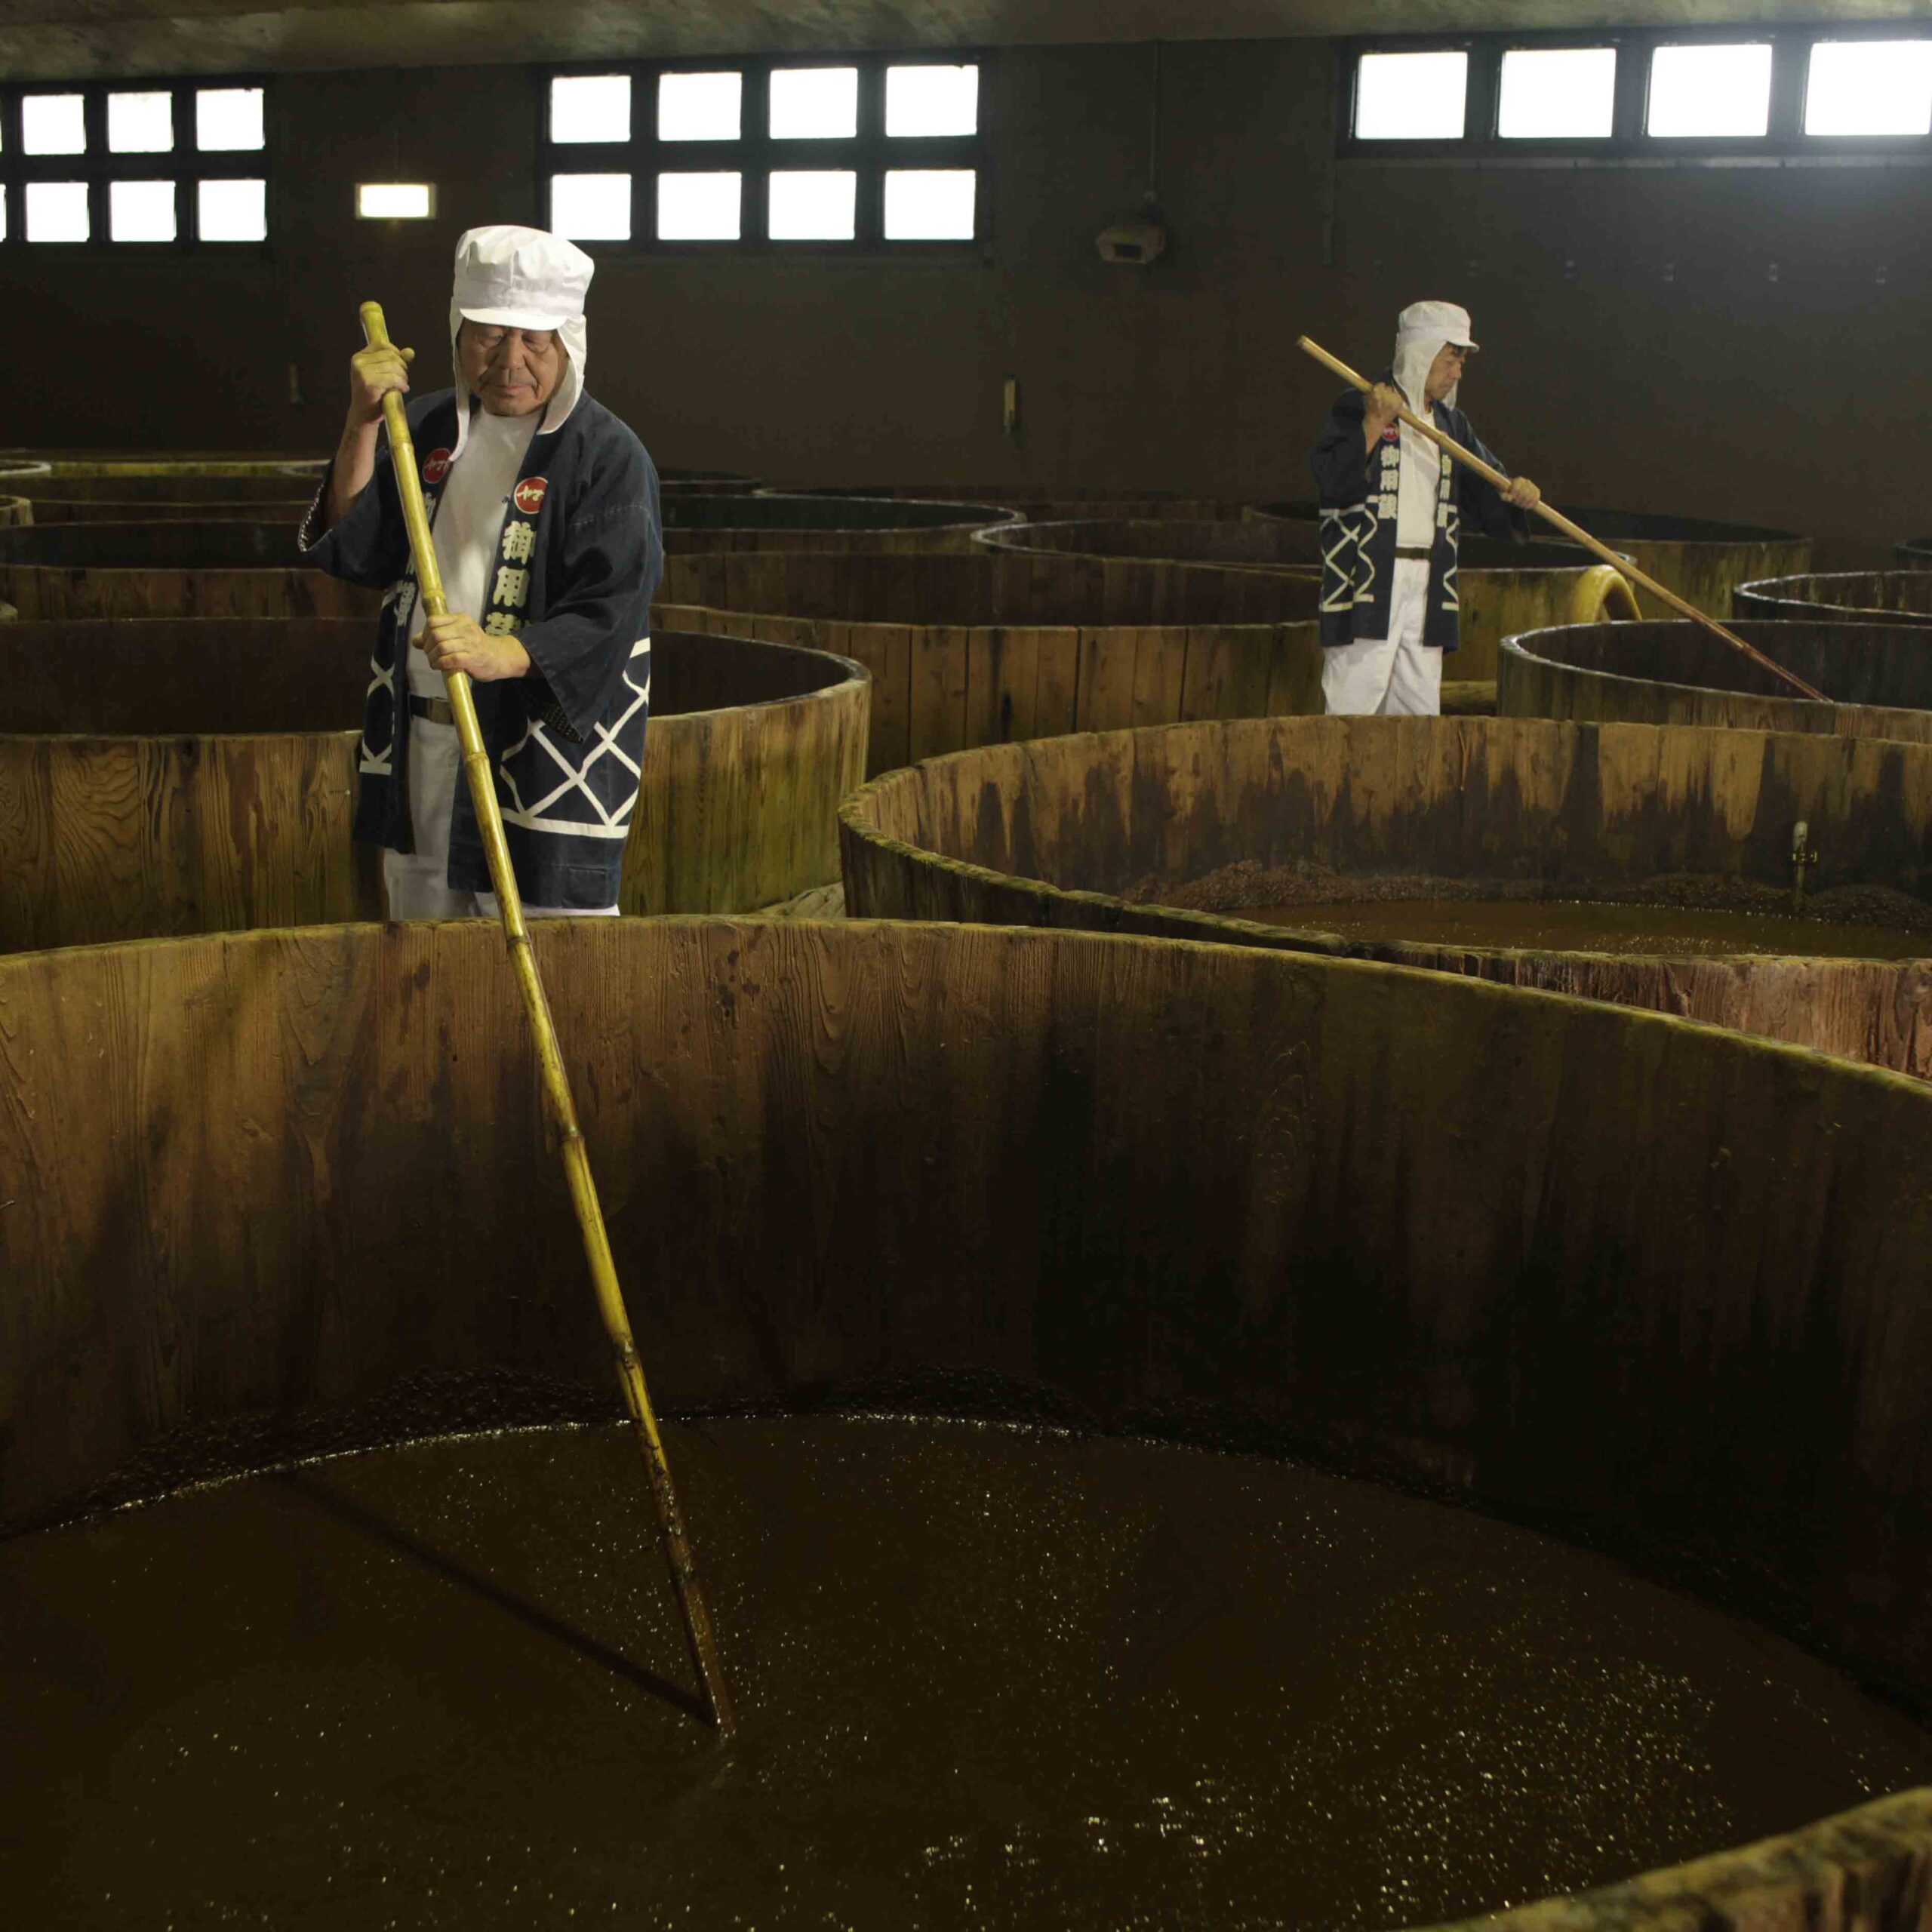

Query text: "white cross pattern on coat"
[493, 639, 652, 840]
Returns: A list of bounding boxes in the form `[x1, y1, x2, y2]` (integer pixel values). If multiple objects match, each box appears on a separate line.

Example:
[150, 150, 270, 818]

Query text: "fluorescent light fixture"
[358, 183, 436, 220]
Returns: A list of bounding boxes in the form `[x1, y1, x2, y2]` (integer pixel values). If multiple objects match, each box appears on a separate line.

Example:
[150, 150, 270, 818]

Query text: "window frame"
[539, 51, 991, 257]
[0, 75, 275, 251]
[1337, 25, 1932, 162]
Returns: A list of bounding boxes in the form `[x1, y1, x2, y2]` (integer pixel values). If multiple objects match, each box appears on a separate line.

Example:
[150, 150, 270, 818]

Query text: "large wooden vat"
[656, 548, 1320, 774]
[1247, 500, 1810, 619]
[5, 915, 1932, 1932]
[1500, 619, 1932, 744]
[977, 518, 1614, 683]
[771, 481, 1250, 519]
[0, 521, 376, 620]
[0, 497, 29, 528]
[1734, 572, 1932, 625]
[661, 494, 1022, 555]
[841, 715, 1932, 1077]
[0, 621, 866, 948]
[1899, 537, 1932, 568]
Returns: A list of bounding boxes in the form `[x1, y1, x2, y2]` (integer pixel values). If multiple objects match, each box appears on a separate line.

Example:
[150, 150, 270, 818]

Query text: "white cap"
[1396, 299, 1478, 353]
[452, 224, 594, 331]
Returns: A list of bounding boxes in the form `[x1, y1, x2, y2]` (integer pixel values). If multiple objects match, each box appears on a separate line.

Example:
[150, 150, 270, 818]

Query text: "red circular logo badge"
[513, 475, 548, 515]
[421, 448, 451, 485]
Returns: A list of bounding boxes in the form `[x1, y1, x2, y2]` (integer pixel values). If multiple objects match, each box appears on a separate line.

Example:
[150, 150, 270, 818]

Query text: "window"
[1355, 51, 1469, 140]
[550, 172, 631, 240]
[1498, 47, 1617, 138]
[549, 74, 630, 144]
[771, 67, 857, 140]
[1647, 43, 1773, 137]
[1, 76, 272, 247]
[110, 178, 176, 242]
[1343, 30, 1932, 157]
[1805, 40, 1932, 137]
[542, 56, 986, 252]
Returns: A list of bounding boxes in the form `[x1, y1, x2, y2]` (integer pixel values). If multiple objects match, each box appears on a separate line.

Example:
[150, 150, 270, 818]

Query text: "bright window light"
[769, 169, 857, 240]
[1355, 51, 1469, 140]
[549, 173, 631, 240]
[1647, 44, 1773, 137]
[1805, 41, 1932, 137]
[23, 94, 87, 156]
[1498, 48, 1617, 138]
[883, 168, 976, 240]
[196, 87, 265, 152]
[550, 74, 631, 143]
[110, 179, 177, 242]
[108, 91, 174, 154]
[885, 64, 979, 137]
[657, 171, 742, 240]
[198, 177, 266, 242]
[358, 183, 435, 220]
[26, 180, 91, 242]
[771, 66, 859, 140]
[659, 72, 741, 142]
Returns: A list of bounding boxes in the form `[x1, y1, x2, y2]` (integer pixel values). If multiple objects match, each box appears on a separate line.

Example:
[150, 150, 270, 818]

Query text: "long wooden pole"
[1295, 334, 1826, 704]
[358, 301, 734, 1737]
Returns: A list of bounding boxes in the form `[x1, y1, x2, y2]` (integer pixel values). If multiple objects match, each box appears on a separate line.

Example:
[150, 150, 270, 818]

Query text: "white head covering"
[1392, 299, 1478, 414]
[447, 224, 592, 459]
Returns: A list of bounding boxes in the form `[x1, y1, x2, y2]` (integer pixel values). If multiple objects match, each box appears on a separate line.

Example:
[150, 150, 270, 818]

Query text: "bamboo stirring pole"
[358, 302, 734, 1737]
[1295, 335, 1827, 704]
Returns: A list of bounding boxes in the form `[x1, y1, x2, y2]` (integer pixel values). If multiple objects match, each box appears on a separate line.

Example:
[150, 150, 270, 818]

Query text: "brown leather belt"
[1394, 546, 1433, 561]
[408, 694, 456, 726]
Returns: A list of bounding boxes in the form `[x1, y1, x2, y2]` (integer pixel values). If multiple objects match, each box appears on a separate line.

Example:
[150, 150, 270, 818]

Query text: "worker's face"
[1425, 343, 1469, 404]
[459, 322, 564, 417]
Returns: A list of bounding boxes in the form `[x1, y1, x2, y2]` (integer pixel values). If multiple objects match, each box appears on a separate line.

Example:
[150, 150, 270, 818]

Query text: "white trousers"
[383, 718, 620, 921]
[1321, 556, 1443, 718]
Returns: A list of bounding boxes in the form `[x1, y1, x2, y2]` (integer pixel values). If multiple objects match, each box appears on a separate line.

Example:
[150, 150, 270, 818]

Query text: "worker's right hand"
[1363, 381, 1404, 441]
[348, 343, 414, 426]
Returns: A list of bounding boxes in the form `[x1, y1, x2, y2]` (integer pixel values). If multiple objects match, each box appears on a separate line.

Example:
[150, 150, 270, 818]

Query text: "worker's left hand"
[419, 612, 531, 681]
[1503, 475, 1541, 510]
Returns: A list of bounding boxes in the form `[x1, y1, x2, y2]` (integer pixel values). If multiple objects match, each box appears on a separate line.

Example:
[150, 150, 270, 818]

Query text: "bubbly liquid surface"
[1236, 897, 1929, 958]
[5, 1417, 1929, 1929]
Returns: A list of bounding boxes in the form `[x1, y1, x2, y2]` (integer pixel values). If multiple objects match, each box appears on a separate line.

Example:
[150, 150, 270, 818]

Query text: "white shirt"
[408, 408, 539, 700]
[1393, 398, 1443, 550]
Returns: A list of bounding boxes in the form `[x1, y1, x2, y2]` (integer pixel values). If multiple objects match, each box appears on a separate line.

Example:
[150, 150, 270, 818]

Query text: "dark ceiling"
[0, 0, 1924, 79]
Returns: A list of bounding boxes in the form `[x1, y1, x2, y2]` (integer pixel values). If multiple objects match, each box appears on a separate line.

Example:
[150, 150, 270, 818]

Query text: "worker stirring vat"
[303, 224, 660, 918]
[1311, 300, 1541, 716]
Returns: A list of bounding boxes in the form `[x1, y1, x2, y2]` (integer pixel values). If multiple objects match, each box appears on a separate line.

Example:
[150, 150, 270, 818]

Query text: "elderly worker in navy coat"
[1310, 299, 1540, 718]
[304, 223, 661, 918]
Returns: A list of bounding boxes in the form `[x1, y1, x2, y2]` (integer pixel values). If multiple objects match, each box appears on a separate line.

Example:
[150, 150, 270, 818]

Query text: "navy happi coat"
[1309, 374, 1523, 654]
[302, 388, 661, 909]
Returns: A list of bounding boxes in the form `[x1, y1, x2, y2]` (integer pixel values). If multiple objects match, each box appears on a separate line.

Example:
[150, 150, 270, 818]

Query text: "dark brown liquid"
[5, 1417, 1928, 1928]
[1236, 897, 1930, 958]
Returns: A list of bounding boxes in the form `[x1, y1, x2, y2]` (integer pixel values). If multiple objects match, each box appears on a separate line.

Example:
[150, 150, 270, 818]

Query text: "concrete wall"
[8, 40, 1923, 561]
